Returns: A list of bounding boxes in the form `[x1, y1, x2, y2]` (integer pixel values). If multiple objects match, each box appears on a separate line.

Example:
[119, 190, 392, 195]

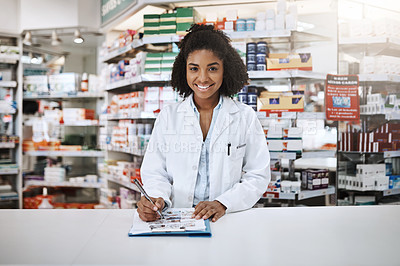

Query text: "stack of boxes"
[176, 8, 198, 35]
[301, 169, 329, 190]
[338, 164, 389, 191]
[110, 120, 153, 154]
[144, 8, 199, 37]
[144, 14, 160, 36]
[265, 126, 303, 153]
[109, 52, 147, 84]
[360, 56, 400, 76]
[44, 167, 66, 182]
[63, 108, 95, 123]
[360, 93, 400, 116]
[339, 123, 400, 152]
[0, 45, 19, 60]
[144, 86, 181, 113]
[160, 13, 176, 35]
[144, 52, 178, 74]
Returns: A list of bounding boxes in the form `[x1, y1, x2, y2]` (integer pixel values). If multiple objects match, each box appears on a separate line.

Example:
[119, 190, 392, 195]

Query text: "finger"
[212, 211, 225, 222]
[138, 198, 160, 216]
[195, 205, 211, 219]
[193, 202, 205, 217]
[155, 198, 165, 210]
[141, 196, 159, 211]
[202, 209, 217, 220]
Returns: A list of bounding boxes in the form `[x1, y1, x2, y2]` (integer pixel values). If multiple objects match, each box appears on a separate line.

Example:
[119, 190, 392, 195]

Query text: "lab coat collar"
[177, 93, 240, 114]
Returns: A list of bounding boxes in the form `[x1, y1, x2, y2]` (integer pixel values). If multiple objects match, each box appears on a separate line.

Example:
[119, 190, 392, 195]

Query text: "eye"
[189, 66, 198, 71]
[209, 67, 218, 72]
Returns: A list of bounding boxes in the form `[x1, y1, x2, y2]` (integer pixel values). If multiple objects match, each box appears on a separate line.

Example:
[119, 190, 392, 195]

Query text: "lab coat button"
[192, 165, 197, 170]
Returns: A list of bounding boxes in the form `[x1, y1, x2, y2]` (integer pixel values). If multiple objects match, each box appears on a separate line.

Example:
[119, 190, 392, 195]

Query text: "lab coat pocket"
[235, 144, 246, 159]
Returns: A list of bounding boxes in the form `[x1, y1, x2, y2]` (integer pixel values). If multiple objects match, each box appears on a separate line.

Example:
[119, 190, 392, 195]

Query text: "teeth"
[197, 84, 211, 89]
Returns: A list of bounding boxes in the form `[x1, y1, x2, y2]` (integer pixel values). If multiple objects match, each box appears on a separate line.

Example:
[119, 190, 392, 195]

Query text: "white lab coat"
[141, 94, 271, 213]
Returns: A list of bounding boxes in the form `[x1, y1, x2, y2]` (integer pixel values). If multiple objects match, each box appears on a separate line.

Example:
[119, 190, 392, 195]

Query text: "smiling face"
[186, 49, 224, 106]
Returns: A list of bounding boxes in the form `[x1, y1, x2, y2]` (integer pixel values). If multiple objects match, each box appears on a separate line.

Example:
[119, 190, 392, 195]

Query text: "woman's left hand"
[193, 200, 227, 222]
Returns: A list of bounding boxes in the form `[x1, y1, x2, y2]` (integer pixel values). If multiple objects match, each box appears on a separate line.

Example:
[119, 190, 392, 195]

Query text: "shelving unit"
[0, 34, 22, 209]
[337, 2, 400, 205]
[24, 150, 105, 157]
[24, 180, 102, 190]
[22, 81, 105, 208]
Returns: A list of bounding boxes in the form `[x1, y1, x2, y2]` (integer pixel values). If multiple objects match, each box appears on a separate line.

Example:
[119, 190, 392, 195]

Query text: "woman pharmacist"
[138, 24, 270, 223]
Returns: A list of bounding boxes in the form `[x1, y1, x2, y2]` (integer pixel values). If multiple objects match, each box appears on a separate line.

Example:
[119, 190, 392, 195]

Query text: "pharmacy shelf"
[105, 147, 144, 157]
[383, 188, 400, 197]
[0, 142, 16, 148]
[105, 174, 140, 193]
[0, 192, 18, 201]
[106, 112, 156, 120]
[257, 111, 325, 120]
[142, 35, 182, 45]
[224, 29, 291, 39]
[263, 191, 296, 200]
[384, 151, 400, 158]
[23, 92, 104, 100]
[263, 186, 335, 200]
[0, 109, 16, 115]
[0, 81, 17, 88]
[302, 150, 336, 159]
[298, 186, 335, 200]
[101, 39, 143, 63]
[24, 120, 100, 127]
[339, 150, 400, 158]
[249, 70, 326, 80]
[358, 74, 400, 83]
[106, 73, 171, 91]
[24, 150, 105, 157]
[102, 30, 295, 64]
[0, 54, 19, 64]
[339, 36, 400, 56]
[24, 180, 102, 190]
[269, 152, 298, 160]
[0, 168, 19, 175]
[282, 157, 337, 172]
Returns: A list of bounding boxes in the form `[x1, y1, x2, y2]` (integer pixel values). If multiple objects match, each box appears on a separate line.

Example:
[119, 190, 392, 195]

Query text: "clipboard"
[128, 208, 212, 237]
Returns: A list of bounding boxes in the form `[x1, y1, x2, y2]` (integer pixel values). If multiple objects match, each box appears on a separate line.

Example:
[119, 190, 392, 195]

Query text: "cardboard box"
[307, 170, 321, 190]
[266, 53, 312, 71]
[259, 91, 304, 113]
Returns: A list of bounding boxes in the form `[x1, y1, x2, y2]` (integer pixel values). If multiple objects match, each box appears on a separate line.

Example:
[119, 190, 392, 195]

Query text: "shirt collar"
[190, 94, 223, 114]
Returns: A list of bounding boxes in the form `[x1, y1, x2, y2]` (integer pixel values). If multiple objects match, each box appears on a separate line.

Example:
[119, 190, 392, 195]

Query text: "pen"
[133, 179, 164, 219]
[227, 142, 231, 156]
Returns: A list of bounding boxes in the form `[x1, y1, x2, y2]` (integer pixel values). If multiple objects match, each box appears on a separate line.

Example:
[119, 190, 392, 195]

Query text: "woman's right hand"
[137, 196, 165, 222]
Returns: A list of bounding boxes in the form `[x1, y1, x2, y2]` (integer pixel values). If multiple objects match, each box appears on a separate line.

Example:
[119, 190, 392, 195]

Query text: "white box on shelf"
[356, 164, 386, 177]
[48, 73, 78, 94]
[345, 176, 354, 190]
[24, 75, 49, 93]
[375, 176, 389, 191]
[360, 176, 375, 191]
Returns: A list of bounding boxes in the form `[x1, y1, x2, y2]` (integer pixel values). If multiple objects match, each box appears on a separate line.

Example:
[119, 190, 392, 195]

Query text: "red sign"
[325, 74, 359, 121]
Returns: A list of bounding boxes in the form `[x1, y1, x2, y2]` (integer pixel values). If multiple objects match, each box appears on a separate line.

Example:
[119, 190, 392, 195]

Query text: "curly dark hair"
[171, 24, 248, 98]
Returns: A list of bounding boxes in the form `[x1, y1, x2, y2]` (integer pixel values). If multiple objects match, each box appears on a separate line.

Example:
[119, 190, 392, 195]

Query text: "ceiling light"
[74, 29, 84, 44]
[23, 31, 32, 46]
[51, 30, 62, 46]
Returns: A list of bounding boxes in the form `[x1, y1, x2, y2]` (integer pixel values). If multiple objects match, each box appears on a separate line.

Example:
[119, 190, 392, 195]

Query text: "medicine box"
[259, 91, 304, 113]
[356, 164, 385, 177]
[307, 170, 321, 190]
[266, 53, 312, 71]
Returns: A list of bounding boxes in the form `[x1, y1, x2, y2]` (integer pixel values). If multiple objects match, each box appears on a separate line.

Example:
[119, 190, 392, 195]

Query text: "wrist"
[214, 200, 227, 210]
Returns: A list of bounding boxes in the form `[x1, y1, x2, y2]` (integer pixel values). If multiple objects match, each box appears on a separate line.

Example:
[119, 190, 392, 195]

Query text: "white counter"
[0, 206, 399, 265]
